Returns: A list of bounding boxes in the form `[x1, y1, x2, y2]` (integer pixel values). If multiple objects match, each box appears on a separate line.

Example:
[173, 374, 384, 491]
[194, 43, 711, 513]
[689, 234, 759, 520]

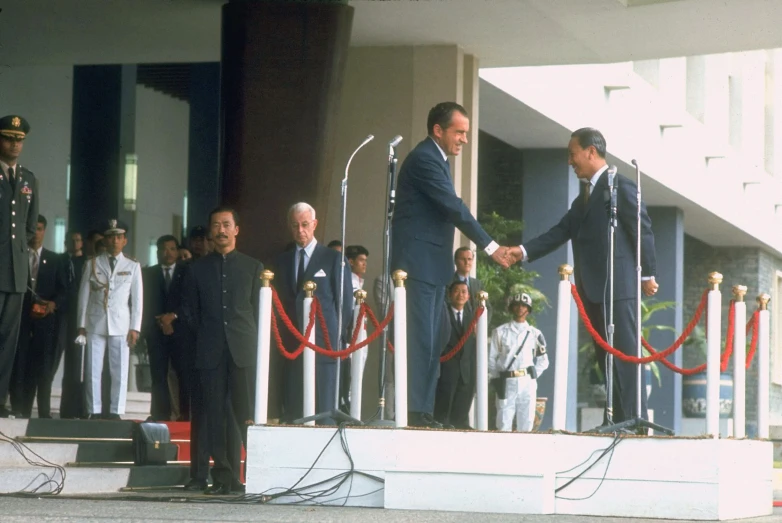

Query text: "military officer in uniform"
[488, 291, 549, 432]
[0, 115, 38, 418]
[77, 220, 143, 420]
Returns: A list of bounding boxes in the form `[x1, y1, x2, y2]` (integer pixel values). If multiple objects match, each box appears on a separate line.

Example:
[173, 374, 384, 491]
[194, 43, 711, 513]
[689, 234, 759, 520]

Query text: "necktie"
[164, 267, 172, 291]
[583, 182, 591, 206]
[457, 310, 463, 329]
[8, 167, 15, 191]
[109, 256, 117, 273]
[68, 258, 75, 283]
[296, 249, 306, 287]
[30, 250, 39, 290]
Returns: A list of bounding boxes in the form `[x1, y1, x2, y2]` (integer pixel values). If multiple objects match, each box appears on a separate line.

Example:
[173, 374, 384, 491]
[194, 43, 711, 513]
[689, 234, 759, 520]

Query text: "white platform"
[247, 425, 772, 520]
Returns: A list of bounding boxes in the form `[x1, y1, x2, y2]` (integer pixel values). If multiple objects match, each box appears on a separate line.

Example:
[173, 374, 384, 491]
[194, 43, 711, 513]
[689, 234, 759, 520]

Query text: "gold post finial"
[707, 272, 723, 291]
[392, 270, 407, 288]
[757, 293, 771, 311]
[732, 285, 747, 302]
[303, 281, 317, 298]
[478, 290, 489, 306]
[261, 270, 275, 288]
[558, 264, 574, 281]
[354, 289, 367, 304]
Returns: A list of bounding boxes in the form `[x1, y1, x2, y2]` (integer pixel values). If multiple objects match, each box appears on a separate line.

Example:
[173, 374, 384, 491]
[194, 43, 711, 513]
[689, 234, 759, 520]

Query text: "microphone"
[342, 134, 375, 186]
[389, 135, 403, 148]
[607, 165, 618, 227]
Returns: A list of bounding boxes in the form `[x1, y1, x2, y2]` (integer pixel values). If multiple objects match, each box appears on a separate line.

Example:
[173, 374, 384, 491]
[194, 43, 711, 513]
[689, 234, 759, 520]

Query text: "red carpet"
[161, 421, 246, 479]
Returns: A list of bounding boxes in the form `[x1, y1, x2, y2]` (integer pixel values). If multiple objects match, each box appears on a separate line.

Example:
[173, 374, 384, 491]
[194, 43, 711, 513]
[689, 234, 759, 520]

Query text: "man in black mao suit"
[275, 202, 353, 424]
[515, 127, 659, 424]
[390, 102, 510, 428]
[183, 207, 263, 495]
[142, 235, 193, 421]
[0, 115, 38, 418]
[433, 281, 476, 429]
[11, 215, 67, 418]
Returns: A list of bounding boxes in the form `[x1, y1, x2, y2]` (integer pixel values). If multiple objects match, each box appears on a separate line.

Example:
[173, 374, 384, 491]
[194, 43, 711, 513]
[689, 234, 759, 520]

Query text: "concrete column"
[686, 55, 707, 123]
[766, 49, 782, 177]
[69, 65, 137, 254]
[187, 62, 220, 231]
[647, 206, 685, 434]
[459, 53, 480, 251]
[659, 57, 686, 113]
[325, 44, 476, 419]
[730, 51, 766, 166]
[521, 149, 580, 431]
[704, 54, 731, 145]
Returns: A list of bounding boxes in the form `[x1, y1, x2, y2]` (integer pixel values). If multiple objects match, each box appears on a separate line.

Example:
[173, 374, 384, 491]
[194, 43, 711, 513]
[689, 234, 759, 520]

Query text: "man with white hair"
[274, 202, 353, 424]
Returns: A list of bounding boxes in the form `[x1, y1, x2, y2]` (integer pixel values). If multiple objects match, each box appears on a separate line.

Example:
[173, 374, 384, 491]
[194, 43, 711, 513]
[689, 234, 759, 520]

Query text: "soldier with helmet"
[76, 219, 143, 420]
[0, 115, 38, 418]
[488, 288, 549, 432]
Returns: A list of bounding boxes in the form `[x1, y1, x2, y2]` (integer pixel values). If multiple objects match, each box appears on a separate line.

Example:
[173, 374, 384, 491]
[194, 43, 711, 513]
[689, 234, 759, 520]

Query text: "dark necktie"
[68, 258, 75, 283]
[164, 267, 172, 291]
[296, 249, 306, 287]
[457, 310, 463, 329]
[30, 250, 39, 291]
[583, 182, 591, 206]
[8, 166, 15, 191]
[109, 256, 117, 273]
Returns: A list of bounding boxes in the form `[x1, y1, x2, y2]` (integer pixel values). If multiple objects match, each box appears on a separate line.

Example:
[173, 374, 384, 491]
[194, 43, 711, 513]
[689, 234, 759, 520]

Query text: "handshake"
[490, 245, 523, 269]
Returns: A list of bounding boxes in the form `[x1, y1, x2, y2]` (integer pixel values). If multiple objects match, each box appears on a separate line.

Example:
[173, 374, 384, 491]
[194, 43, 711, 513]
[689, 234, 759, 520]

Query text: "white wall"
[133, 86, 189, 266]
[0, 66, 72, 252]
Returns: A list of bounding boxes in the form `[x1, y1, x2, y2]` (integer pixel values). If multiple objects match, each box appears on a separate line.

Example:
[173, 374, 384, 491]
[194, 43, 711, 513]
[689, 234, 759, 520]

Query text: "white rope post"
[732, 285, 747, 438]
[393, 270, 408, 428]
[349, 289, 368, 421]
[302, 281, 317, 426]
[475, 290, 489, 431]
[254, 270, 274, 425]
[553, 264, 573, 431]
[706, 272, 723, 438]
[757, 293, 771, 439]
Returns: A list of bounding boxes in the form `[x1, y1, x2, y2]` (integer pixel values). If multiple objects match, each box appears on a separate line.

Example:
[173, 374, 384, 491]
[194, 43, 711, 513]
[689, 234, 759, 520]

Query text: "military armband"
[537, 345, 547, 357]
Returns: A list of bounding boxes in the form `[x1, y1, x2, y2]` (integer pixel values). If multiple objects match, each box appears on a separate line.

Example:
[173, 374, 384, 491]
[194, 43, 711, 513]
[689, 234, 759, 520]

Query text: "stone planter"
[682, 371, 733, 418]
[533, 397, 548, 432]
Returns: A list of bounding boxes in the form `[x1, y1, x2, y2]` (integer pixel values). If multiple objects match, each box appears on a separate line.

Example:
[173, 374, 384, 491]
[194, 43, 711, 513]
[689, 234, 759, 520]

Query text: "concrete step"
[0, 465, 130, 494]
[0, 440, 78, 466]
[34, 389, 152, 420]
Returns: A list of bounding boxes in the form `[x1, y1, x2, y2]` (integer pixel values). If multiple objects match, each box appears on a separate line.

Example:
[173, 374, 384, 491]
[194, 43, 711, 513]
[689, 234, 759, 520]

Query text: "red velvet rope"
[365, 304, 395, 353]
[746, 310, 760, 369]
[572, 284, 708, 365]
[440, 306, 485, 363]
[271, 293, 317, 360]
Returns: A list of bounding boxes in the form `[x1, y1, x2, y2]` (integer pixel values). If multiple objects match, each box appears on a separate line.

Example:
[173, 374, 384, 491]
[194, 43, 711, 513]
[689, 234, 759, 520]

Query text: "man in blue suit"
[513, 127, 659, 425]
[391, 102, 511, 428]
[275, 202, 353, 424]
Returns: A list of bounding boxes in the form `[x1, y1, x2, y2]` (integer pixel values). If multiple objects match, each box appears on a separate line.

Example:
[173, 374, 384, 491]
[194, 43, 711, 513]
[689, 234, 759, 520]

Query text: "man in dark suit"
[433, 280, 476, 429]
[10, 215, 67, 418]
[0, 115, 38, 418]
[514, 127, 659, 424]
[275, 202, 353, 424]
[59, 230, 88, 419]
[142, 235, 192, 421]
[452, 246, 491, 323]
[183, 206, 263, 495]
[390, 102, 510, 428]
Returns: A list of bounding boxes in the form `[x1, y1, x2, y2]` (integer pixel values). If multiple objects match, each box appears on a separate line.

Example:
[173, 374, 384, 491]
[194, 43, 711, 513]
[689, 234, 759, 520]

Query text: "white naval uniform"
[488, 320, 549, 432]
[77, 252, 143, 415]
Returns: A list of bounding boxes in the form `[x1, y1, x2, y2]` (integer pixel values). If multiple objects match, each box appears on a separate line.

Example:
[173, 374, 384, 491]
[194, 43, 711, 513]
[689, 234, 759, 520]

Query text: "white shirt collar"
[298, 238, 318, 258]
[456, 273, 469, 283]
[0, 159, 17, 174]
[162, 263, 176, 272]
[106, 252, 125, 262]
[428, 136, 448, 161]
[588, 164, 609, 187]
[29, 246, 42, 258]
[352, 272, 364, 289]
[452, 306, 464, 316]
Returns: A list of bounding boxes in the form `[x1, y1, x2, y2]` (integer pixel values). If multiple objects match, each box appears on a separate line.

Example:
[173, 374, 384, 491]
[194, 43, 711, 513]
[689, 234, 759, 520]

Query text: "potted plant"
[133, 337, 153, 393]
[681, 325, 734, 418]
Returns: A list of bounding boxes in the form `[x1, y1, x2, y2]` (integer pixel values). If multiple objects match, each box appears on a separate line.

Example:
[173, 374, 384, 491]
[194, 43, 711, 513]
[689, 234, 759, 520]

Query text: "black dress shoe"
[204, 482, 232, 495]
[230, 481, 245, 494]
[88, 414, 102, 420]
[105, 413, 121, 421]
[407, 412, 444, 429]
[183, 478, 208, 491]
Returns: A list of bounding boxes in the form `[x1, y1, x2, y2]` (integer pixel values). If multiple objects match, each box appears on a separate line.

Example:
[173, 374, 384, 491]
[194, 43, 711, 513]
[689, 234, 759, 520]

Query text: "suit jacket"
[524, 170, 656, 303]
[451, 272, 491, 325]
[391, 137, 492, 286]
[439, 304, 476, 385]
[142, 262, 190, 343]
[0, 165, 38, 293]
[30, 248, 68, 311]
[183, 250, 263, 370]
[77, 252, 143, 336]
[274, 242, 353, 359]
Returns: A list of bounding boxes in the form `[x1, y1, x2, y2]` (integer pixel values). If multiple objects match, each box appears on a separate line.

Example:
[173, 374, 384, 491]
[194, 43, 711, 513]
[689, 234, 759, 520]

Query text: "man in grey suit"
[512, 127, 659, 424]
[183, 206, 263, 495]
[391, 102, 511, 428]
[0, 115, 38, 418]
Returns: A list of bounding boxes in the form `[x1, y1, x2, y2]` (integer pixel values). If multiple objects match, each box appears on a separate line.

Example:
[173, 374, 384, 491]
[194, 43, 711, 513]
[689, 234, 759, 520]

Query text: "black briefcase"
[133, 422, 177, 466]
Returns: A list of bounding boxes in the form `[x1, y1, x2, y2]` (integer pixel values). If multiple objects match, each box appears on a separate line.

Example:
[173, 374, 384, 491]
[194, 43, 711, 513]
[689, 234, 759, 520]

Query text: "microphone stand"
[367, 135, 402, 427]
[592, 161, 673, 436]
[293, 135, 374, 427]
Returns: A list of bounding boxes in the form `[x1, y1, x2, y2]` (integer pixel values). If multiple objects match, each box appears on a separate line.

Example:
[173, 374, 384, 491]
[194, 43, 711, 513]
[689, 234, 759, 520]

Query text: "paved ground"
[0, 496, 780, 523]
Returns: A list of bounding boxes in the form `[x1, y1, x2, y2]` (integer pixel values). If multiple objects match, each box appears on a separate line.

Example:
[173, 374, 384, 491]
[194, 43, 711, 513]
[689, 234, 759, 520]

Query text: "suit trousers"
[86, 334, 129, 415]
[282, 351, 338, 424]
[148, 334, 190, 421]
[200, 348, 255, 486]
[0, 291, 23, 407]
[59, 309, 87, 419]
[433, 357, 474, 429]
[582, 297, 648, 423]
[11, 308, 59, 418]
[405, 278, 445, 414]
